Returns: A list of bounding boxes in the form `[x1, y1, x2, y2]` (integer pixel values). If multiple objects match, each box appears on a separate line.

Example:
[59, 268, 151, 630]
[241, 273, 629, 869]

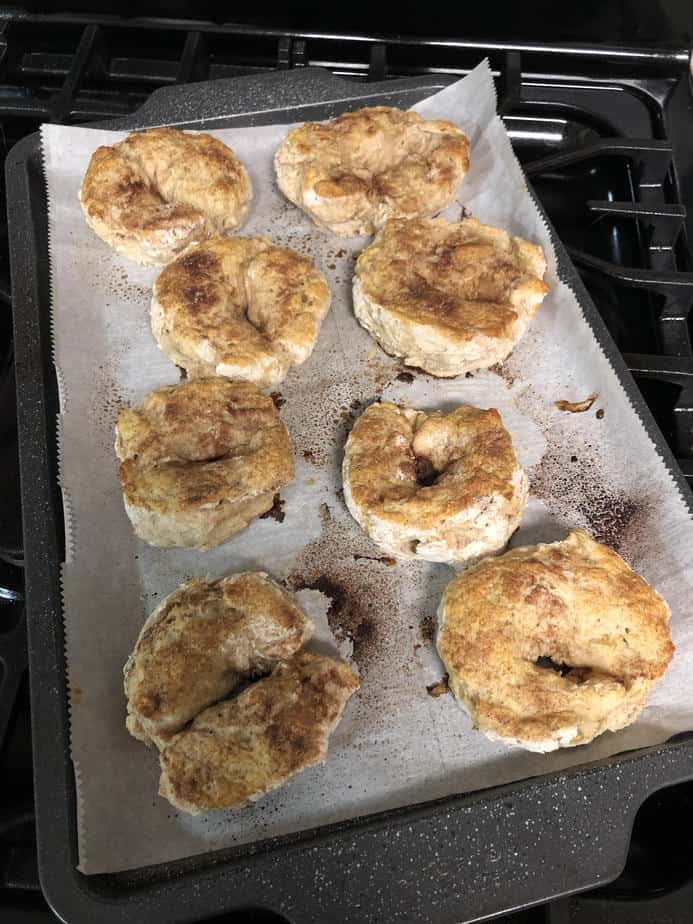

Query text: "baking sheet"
[41, 60, 693, 875]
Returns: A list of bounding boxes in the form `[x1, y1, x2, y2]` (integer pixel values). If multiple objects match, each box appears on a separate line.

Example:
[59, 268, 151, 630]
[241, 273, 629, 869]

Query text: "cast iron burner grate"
[1, 12, 693, 924]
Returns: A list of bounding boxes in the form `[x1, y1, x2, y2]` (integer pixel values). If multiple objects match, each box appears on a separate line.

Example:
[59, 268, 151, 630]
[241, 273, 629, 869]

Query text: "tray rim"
[8, 65, 693, 924]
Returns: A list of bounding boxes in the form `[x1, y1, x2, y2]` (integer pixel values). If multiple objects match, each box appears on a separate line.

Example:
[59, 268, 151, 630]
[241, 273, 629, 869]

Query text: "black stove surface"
[1, 11, 693, 924]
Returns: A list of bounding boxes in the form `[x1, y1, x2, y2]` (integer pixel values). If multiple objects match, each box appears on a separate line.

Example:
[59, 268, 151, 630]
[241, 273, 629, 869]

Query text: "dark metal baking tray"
[7, 66, 693, 924]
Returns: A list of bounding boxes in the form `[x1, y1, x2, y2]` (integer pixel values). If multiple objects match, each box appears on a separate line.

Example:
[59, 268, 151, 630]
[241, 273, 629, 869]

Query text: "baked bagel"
[115, 378, 294, 548]
[159, 650, 359, 813]
[151, 236, 331, 387]
[342, 401, 527, 565]
[437, 530, 674, 752]
[79, 128, 252, 265]
[354, 216, 548, 376]
[274, 106, 469, 237]
[124, 573, 313, 748]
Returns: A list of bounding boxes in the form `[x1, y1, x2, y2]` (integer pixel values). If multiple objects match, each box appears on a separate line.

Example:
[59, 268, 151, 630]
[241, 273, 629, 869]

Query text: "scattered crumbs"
[259, 493, 285, 523]
[489, 361, 514, 387]
[465, 371, 475, 380]
[335, 248, 346, 258]
[596, 408, 605, 420]
[95, 267, 150, 304]
[328, 263, 336, 270]
[301, 449, 317, 464]
[420, 614, 435, 642]
[555, 392, 599, 413]
[570, 455, 578, 462]
[395, 369, 415, 384]
[89, 363, 129, 451]
[427, 675, 450, 698]
[270, 391, 285, 409]
[414, 643, 421, 652]
[335, 487, 345, 503]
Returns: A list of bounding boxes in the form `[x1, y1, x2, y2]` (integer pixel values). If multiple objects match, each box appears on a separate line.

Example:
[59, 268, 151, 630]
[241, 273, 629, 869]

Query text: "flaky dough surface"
[437, 530, 674, 751]
[79, 128, 251, 265]
[354, 216, 548, 376]
[343, 401, 527, 564]
[275, 106, 469, 236]
[115, 378, 294, 548]
[151, 236, 331, 387]
[159, 651, 359, 813]
[124, 573, 312, 749]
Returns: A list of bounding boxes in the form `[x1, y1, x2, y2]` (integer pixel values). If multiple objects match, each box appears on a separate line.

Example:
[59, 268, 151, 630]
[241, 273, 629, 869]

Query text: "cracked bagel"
[159, 650, 359, 813]
[124, 573, 313, 749]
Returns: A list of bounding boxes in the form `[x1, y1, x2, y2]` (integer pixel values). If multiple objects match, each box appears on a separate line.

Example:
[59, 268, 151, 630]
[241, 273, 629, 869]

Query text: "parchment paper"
[41, 60, 693, 875]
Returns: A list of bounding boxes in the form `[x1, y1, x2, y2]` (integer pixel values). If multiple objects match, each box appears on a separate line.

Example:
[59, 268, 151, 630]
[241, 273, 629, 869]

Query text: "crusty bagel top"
[344, 401, 523, 530]
[115, 378, 293, 514]
[356, 216, 548, 344]
[80, 127, 251, 259]
[152, 236, 331, 386]
[124, 573, 313, 747]
[275, 106, 469, 236]
[437, 529, 674, 747]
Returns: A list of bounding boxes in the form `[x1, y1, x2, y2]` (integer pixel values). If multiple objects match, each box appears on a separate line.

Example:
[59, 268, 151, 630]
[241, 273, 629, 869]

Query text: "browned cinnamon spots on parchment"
[513, 386, 653, 561]
[287, 504, 421, 685]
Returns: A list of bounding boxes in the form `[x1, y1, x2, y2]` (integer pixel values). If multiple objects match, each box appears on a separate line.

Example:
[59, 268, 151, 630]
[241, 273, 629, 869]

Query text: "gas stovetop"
[2, 12, 693, 924]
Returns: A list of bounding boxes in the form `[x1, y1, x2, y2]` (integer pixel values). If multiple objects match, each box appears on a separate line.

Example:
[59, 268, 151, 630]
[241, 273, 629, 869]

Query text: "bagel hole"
[415, 456, 438, 487]
[536, 655, 572, 677]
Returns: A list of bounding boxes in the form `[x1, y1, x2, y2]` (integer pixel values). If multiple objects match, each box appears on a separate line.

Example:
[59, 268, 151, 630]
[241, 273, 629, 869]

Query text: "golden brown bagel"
[79, 128, 251, 265]
[437, 530, 674, 751]
[158, 651, 359, 813]
[151, 236, 331, 387]
[342, 401, 527, 564]
[124, 573, 313, 748]
[275, 106, 469, 236]
[354, 216, 548, 376]
[115, 378, 294, 548]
